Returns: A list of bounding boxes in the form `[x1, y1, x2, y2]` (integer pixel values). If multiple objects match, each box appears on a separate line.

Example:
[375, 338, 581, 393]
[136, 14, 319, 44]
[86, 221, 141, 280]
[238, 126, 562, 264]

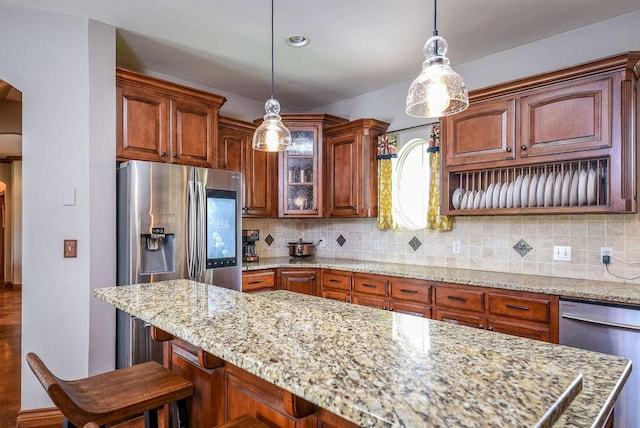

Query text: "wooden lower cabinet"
[242, 269, 276, 293]
[434, 308, 484, 329]
[278, 268, 319, 296]
[321, 270, 353, 302]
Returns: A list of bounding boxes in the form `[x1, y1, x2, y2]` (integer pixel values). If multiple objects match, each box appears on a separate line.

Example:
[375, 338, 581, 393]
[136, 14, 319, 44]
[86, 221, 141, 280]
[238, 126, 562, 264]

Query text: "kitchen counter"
[244, 257, 640, 305]
[94, 280, 631, 427]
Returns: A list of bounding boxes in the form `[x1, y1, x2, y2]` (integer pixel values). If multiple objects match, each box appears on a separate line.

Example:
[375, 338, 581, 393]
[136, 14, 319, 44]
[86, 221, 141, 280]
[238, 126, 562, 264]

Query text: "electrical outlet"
[600, 247, 613, 264]
[553, 245, 571, 261]
[317, 238, 326, 248]
[372, 240, 380, 251]
[452, 241, 461, 254]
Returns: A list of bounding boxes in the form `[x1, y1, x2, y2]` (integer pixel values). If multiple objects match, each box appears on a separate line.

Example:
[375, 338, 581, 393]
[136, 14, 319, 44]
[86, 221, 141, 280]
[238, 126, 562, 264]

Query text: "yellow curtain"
[377, 133, 398, 230]
[427, 124, 453, 231]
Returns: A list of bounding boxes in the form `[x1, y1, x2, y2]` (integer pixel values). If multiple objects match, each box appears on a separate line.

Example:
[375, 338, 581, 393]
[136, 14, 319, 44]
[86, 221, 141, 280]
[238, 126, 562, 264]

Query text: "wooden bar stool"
[26, 352, 193, 428]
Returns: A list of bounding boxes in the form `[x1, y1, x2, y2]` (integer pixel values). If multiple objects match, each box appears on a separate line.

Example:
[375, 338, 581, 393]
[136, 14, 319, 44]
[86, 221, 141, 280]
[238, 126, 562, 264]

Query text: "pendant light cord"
[270, 0, 275, 100]
[432, 0, 438, 36]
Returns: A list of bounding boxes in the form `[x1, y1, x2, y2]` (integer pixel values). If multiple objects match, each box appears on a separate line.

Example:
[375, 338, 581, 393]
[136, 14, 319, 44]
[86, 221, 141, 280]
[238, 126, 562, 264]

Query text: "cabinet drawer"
[353, 295, 389, 310]
[434, 309, 484, 329]
[390, 280, 431, 304]
[354, 275, 388, 296]
[322, 290, 351, 303]
[487, 318, 551, 342]
[322, 270, 352, 291]
[389, 301, 431, 318]
[242, 270, 276, 292]
[435, 286, 484, 312]
[488, 293, 550, 323]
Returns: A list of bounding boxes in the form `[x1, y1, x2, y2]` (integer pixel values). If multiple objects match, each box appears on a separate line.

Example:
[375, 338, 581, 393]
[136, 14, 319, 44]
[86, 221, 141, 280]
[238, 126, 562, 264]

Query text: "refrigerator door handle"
[186, 168, 206, 279]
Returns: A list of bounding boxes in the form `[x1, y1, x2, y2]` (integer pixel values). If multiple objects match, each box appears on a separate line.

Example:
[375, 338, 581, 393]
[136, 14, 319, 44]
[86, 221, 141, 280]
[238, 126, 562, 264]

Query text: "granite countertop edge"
[243, 257, 640, 305]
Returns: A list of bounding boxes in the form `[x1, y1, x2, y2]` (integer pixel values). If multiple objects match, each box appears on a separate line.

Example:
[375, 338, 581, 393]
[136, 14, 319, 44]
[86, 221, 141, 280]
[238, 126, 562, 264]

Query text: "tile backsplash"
[243, 214, 640, 284]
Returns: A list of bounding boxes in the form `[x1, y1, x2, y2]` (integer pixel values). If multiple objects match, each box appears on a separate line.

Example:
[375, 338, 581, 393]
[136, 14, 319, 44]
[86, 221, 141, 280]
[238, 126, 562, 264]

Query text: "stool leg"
[62, 417, 77, 428]
[143, 408, 158, 428]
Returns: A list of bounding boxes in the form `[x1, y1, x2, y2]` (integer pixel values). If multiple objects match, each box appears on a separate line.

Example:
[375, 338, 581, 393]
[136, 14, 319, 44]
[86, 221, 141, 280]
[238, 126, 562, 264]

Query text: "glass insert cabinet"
[279, 114, 349, 217]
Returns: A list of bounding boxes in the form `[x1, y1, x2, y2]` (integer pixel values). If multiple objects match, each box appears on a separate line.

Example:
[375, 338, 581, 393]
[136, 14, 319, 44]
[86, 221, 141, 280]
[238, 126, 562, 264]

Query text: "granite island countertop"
[244, 257, 640, 305]
[94, 280, 631, 427]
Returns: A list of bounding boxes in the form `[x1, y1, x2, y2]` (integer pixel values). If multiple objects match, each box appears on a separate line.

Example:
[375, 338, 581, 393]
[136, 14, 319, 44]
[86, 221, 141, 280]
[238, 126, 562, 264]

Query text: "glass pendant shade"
[252, 98, 291, 152]
[406, 35, 468, 118]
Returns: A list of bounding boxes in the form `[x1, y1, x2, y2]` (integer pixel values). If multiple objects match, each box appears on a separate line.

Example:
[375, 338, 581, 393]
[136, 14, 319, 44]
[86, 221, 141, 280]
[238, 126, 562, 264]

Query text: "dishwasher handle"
[561, 313, 640, 332]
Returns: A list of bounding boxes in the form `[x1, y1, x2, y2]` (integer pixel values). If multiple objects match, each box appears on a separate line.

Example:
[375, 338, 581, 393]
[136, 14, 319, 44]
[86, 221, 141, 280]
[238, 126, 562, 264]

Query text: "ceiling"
[2, 0, 640, 113]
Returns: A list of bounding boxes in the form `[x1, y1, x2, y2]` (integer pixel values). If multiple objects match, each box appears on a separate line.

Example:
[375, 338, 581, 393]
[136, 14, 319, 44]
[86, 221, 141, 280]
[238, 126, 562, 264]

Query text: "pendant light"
[406, 0, 468, 118]
[252, 0, 291, 152]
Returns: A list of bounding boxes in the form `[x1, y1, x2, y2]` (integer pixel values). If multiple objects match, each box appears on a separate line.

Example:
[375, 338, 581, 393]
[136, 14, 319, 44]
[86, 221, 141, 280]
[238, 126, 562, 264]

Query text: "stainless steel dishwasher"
[560, 299, 639, 428]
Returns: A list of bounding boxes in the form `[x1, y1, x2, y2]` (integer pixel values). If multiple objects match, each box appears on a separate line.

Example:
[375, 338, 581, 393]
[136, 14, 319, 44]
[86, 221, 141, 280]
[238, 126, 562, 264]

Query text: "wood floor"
[0, 284, 21, 428]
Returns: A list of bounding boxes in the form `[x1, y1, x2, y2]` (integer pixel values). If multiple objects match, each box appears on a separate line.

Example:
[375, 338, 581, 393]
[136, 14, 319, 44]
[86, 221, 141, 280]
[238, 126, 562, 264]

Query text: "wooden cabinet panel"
[487, 292, 551, 323]
[354, 274, 388, 297]
[444, 98, 516, 166]
[278, 269, 318, 296]
[242, 270, 276, 293]
[520, 76, 612, 158]
[324, 119, 389, 218]
[486, 318, 551, 342]
[434, 285, 484, 312]
[117, 84, 168, 162]
[389, 301, 432, 318]
[434, 309, 484, 329]
[390, 279, 432, 305]
[321, 289, 351, 303]
[352, 294, 389, 310]
[171, 96, 216, 167]
[321, 270, 352, 291]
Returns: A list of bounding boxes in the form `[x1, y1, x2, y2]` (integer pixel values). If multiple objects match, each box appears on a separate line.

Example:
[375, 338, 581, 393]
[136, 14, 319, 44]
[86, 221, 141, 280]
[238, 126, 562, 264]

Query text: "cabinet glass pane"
[287, 131, 315, 156]
[288, 185, 314, 210]
[287, 158, 314, 184]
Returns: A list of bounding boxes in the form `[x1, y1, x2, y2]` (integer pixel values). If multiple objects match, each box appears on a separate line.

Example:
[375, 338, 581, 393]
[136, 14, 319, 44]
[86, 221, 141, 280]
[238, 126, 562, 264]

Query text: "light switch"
[63, 188, 76, 206]
[64, 240, 77, 258]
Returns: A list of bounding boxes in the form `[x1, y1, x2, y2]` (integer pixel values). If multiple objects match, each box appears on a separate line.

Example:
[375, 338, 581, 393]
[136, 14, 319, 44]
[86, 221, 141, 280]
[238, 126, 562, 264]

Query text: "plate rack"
[450, 157, 608, 211]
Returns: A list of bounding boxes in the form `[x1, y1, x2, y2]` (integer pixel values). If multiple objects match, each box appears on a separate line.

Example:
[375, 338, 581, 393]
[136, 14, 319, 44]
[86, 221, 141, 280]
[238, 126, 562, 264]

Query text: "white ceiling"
[3, 0, 640, 112]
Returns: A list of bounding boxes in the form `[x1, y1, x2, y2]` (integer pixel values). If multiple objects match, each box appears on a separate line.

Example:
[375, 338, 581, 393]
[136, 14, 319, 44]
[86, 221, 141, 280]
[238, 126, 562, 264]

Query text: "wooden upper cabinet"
[116, 68, 226, 167]
[324, 119, 390, 217]
[441, 52, 640, 215]
[218, 116, 277, 217]
[278, 114, 348, 218]
[444, 98, 516, 166]
[519, 76, 613, 158]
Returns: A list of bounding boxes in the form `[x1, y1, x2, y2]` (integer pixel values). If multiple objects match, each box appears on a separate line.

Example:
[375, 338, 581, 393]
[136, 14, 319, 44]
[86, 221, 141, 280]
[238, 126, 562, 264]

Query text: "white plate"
[485, 183, 495, 209]
[493, 183, 502, 209]
[452, 187, 464, 209]
[479, 189, 486, 209]
[466, 190, 476, 209]
[473, 190, 483, 209]
[520, 174, 530, 207]
[553, 172, 563, 206]
[570, 170, 579, 206]
[536, 172, 546, 207]
[461, 191, 469, 210]
[587, 168, 597, 205]
[528, 173, 539, 208]
[506, 182, 515, 208]
[578, 168, 588, 205]
[544, 172, 554, 207]
[513, 175, 523, 208]
[499, 182, 508, 208]
[561, 171, 571, 206]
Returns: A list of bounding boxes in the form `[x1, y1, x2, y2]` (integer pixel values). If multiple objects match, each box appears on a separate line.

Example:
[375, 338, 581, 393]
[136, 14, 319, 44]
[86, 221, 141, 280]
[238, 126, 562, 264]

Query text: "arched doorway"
[0, 79, 23, 427]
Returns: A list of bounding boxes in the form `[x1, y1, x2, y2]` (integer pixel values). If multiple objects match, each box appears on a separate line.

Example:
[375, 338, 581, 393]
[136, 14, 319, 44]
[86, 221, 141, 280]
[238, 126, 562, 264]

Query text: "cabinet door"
[442, 98, 516, 166]
[117, 83, 169, 162]
[245, 148, 278, 217]
[280, 125, 322, 217]
[279, 269, 318, 296]
[389, 301, 432, 318]
[519, 76, 613, 158]
[321, 290, 351, 303]
[170, 96, 216, 167]
[352, 295, 389, 310]
[218, 118, 255, 214]
[486, 318, 551, 342]
[325, 129, 361, 217]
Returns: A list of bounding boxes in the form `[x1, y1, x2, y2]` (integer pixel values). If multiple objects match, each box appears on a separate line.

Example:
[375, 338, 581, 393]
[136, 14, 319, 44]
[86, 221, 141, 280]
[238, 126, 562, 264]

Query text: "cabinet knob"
[382, 306, 387, 310]
[478, 325, 484, 329]
[520, 145, 527, 151]
[344, 299, 350, 303]
[505, 147, 512, 152]
[310, 276, 315, 280]
[488, 326, 494, 331]
[160, 151, 167, 157]
[173, 153, 179, 158]
[389, 307, 394, 311]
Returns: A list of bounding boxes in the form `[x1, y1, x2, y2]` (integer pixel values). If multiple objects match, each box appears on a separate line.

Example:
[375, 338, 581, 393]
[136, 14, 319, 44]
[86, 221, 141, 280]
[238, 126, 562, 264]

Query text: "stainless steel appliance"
[116, 160, 242, 368]
[242, 230, 259, 262]
[560, 299, 640, 427]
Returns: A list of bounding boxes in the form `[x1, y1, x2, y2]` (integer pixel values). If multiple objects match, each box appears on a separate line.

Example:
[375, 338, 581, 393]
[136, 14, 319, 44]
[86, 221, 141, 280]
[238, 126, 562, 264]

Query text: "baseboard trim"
[16, 407, 63, 428]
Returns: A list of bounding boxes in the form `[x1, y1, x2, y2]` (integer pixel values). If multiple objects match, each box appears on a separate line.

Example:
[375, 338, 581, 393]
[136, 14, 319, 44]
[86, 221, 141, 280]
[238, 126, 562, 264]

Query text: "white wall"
[0, 8, 116, 409]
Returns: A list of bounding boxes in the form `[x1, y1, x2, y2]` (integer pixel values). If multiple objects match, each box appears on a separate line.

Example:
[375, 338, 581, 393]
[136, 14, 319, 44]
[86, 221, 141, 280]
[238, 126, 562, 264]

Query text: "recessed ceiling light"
[285, 34, 310, 47]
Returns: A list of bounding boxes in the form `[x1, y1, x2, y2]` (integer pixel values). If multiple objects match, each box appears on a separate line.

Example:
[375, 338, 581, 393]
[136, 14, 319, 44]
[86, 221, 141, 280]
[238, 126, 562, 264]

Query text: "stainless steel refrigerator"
[116, 160, 242, 368]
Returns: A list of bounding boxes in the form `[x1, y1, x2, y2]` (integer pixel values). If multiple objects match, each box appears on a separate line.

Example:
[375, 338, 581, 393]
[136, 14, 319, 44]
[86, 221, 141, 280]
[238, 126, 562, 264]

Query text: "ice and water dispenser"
[140, 227, 175, 275]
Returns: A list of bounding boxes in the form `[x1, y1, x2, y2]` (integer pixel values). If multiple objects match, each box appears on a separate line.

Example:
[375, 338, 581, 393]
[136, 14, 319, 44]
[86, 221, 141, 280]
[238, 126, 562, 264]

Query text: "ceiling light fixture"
[406, 0, 468, 118]
[252, 0, 291, 152]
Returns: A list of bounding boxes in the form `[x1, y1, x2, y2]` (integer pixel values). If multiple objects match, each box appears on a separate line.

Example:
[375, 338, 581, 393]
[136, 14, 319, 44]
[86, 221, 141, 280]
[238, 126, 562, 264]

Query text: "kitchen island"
[94, 280, 630, 427]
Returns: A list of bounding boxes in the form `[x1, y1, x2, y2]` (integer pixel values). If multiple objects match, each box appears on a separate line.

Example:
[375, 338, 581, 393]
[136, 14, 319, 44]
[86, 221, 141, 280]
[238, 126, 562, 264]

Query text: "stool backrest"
[26, 352, 79, 422]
